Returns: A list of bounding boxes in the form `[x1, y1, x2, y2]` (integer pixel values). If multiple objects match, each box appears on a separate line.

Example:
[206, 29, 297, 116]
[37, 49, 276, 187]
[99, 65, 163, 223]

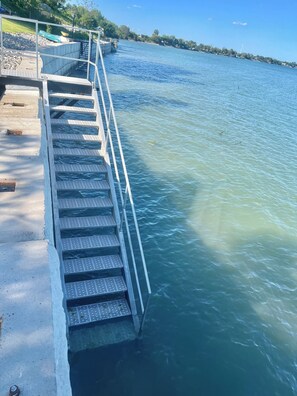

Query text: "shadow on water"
[107, 51, 201, 85]
[112, 89, 189, 111]
[69, 121, 297, 396]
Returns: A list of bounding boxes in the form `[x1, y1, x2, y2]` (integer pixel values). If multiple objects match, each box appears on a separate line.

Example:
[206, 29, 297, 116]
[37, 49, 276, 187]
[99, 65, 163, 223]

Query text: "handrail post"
[35, 21, 39, 78]
[139, 295, 151, 335]
[95, 32, 100, 70]
[119, 186, 128, 231]
[94, 31, 100, 86]
[101, 106, 112, 156]
[87, 31, 91, 80]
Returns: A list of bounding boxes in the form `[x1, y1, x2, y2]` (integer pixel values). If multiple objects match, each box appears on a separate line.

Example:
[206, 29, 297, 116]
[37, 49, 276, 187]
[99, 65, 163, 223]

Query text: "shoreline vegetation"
[1, 0, 296, 69]
[119, 28, 297, 70]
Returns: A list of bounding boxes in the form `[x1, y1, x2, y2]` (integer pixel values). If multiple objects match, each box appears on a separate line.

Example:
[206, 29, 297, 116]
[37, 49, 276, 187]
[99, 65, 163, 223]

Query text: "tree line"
[118, 27, 297, 69]
[1, 0, 119, 38]
[2, 0, 296, 68]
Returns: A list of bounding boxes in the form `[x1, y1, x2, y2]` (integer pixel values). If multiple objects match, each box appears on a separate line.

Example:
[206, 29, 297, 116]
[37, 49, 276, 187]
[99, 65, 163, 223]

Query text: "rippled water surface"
[71, 41, 297, 396]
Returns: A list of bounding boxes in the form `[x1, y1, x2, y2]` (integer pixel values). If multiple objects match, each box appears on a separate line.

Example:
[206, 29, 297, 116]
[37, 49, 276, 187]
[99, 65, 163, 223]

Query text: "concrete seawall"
[40, 40, 112, 75]
[100, 40, 112, 55]
[40, 42, 81, 75]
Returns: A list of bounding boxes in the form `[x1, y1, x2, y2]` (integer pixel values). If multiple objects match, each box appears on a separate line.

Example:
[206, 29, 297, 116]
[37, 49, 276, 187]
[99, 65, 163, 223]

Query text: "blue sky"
[96, 0, 297, 61]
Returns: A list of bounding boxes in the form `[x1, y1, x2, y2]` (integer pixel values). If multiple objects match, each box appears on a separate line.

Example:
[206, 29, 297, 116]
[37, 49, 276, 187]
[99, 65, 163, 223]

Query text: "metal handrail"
[92, 54, 152, 328]
[90, 51, 152, 315]
[0, 14, 151, 329]
[95, 42, 152, 295]
[91, 45, 151, 294]
[0, 14, 100, 79]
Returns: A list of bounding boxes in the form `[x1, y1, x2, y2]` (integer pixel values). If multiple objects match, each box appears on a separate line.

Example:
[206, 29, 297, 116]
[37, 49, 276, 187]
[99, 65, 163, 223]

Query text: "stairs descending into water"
[45, 80, 139, 349]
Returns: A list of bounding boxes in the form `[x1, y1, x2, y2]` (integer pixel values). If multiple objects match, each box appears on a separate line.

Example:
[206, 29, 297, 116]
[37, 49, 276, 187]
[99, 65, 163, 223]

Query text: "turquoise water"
[70, 41, 297, 396]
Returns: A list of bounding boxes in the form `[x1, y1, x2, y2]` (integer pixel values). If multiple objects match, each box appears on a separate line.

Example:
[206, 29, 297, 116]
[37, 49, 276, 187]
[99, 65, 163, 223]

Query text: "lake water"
[70, 40, 297, 396]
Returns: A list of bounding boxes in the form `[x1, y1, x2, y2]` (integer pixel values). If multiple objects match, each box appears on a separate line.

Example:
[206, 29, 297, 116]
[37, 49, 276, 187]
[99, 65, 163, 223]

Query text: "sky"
[96, 0, 297, 62]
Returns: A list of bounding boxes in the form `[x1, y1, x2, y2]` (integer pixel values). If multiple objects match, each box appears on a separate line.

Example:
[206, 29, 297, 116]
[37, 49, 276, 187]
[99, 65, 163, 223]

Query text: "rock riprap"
[2, 32, 53, 70]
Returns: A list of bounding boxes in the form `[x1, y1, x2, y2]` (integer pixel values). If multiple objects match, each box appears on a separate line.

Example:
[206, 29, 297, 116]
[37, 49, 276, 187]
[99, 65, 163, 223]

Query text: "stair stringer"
[42, 80, 70, 332]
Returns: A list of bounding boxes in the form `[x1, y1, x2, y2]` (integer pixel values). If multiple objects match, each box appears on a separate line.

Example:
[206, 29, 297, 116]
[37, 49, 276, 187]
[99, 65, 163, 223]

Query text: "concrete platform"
[0, 85, 71, 395]
[0, 89, 44, 242]
[0, 89, 39, 118]
[0, 119, 41, 157]
[0, 240, 68, 396]
[0, 155, 45, 242]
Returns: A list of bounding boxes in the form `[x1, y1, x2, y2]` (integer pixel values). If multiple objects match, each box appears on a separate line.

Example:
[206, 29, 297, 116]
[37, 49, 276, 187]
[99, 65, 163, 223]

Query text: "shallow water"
[70, 41, 297, 396]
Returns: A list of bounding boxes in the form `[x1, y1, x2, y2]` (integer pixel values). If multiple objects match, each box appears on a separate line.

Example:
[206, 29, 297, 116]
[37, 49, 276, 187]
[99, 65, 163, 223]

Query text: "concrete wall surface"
[0, 240, 71, 396]
[100, 40, 112, 55]
[0, 87, 72, 395]
[40, 42, 81, 75]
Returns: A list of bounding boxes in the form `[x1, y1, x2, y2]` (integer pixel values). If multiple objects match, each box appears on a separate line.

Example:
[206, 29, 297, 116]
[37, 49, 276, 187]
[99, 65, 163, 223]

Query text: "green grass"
[2, 19, 35, 34]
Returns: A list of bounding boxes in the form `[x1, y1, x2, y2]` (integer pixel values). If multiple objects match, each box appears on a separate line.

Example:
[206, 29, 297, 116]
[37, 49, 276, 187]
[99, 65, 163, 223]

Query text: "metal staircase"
[44, 83, 144, 348]
[0, 14, 151, 350]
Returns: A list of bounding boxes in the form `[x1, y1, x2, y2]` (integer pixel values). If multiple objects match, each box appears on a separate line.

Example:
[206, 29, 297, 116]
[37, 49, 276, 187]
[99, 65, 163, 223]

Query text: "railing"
[0, 14, 151, 333]
[0, 14, 101, 78]
[92, 39, 152, 331]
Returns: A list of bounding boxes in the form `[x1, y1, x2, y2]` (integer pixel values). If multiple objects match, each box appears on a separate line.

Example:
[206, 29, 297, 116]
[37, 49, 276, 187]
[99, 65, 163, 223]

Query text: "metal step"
[45, 74, 91, 86]
[58, 197, 113, 210]
[65, 276, 127, 300]
[62, 234, 120, 252]
[53, 148, 101, 157]
[68, 298, 131, 327]
[60, 215, 116, 231]
[56, 180, 110, 191]
[64, 255, 123, 275]
[52, 134, 100, 142]
[69, 318, 136, 351]
[49, 93, 94, 101]
[55, 164, 106, 174]
[51, 119, 99, 128]
[50, 105, 96, 114]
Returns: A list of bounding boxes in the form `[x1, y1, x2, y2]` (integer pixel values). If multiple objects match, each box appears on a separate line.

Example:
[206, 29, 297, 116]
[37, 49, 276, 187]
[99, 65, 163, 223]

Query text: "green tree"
[15, 0, 40, 16]
[101, 20, 118, 38]
[118, 25, 130, 39]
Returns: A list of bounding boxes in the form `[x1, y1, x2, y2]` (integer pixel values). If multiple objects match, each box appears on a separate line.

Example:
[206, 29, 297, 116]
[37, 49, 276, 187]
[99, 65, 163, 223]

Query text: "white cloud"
[233, 21, 248, 26]
[127, 4, 142, 8]
[208, 17, 213, 21]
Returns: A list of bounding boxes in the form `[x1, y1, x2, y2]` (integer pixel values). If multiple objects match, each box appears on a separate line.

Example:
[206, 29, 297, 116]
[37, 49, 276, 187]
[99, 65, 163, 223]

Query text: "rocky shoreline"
[2, 33, 53, 70]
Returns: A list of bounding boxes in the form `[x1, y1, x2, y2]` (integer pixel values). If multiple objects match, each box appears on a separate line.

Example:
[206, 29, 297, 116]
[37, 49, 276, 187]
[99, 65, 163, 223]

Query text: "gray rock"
[2, 32, 53, 70]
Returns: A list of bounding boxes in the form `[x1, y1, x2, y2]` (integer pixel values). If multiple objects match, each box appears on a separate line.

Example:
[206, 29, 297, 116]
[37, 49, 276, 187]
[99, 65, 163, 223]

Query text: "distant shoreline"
[125, 38, 297, 70]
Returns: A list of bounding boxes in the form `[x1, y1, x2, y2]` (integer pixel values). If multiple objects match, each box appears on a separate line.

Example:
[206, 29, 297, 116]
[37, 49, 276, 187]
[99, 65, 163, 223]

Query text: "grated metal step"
[65, 276, 127, 300]
[58, 197, 113, 210]
[53, 148, 102, 157]
[60, 215, 116, 230]
[55, 164, 106, 174]
[62, 234, 120, 252]
[51, 119, 99, 128]
[52, 134, 101, 142]
[50, 105, 96, 114]
[63, 254, 123, 275]
[56, 180, 109, 191]
[69, 318, 136, 351]
[49, 93, 94, 101]
[68, 298, 131, 327]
